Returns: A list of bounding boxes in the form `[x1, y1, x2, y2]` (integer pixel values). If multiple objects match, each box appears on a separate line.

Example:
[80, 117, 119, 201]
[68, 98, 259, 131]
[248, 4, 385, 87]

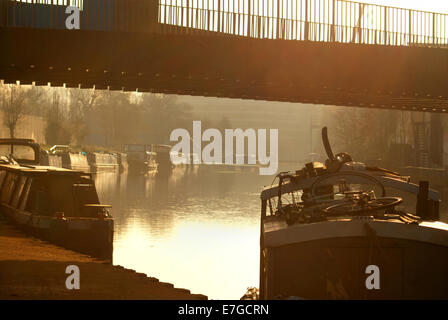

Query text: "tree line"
[0, 83, 198, 151]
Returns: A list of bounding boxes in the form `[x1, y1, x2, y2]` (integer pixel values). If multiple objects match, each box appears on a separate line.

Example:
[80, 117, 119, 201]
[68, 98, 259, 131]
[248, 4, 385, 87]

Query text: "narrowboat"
[124, 144, 158, 174]
[0, 139, 113, 260]
[61, 152, 90, 172]
[259, 128, 448, 299]
[87, 152, 119, 173]
[151, 144, 174, 175]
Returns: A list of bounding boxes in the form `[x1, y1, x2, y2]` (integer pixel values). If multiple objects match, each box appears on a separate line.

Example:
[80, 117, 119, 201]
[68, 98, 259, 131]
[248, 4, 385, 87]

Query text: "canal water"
[93, 166, 275, 300]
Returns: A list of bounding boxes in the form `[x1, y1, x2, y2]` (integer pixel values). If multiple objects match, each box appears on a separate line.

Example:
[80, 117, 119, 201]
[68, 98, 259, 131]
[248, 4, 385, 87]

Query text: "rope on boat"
[398, 212, 421, 224]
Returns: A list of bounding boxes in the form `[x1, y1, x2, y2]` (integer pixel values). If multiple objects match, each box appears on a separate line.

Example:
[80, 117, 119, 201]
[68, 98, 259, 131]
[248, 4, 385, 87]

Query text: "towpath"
[0, 218, 207, 300]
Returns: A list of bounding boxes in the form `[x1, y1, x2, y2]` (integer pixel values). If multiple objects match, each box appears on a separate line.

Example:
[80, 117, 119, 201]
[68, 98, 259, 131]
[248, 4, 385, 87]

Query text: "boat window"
[18, 178, 32, 211]
[0, 145, 36, 163]
[10, 175, 27, 209]
[0, 173, 17, 205]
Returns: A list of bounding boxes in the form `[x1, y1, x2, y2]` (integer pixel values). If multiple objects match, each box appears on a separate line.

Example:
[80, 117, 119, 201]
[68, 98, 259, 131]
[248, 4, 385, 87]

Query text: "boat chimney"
[417, 181, 440, 221]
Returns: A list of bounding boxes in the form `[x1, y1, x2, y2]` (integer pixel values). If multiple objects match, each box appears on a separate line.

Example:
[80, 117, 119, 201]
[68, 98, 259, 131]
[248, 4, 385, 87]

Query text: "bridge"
[1, 0, 448, 112]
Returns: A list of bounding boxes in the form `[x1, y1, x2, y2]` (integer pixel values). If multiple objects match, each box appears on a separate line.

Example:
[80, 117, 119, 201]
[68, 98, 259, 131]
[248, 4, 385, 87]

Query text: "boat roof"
[49, 145, 70, 151]
[83, 204, 112, 208]
[152, 144, 171, 147]
[0, 163, 90, 176]
[263, 216, 448, 248]
[151, 144, 171, 151]
[260, 162, 440, 201]
[0, 138, 37, 143]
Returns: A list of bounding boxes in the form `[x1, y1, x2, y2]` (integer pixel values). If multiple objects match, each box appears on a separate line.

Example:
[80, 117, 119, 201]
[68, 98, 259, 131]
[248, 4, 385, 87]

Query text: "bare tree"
[1, 84, 27, 138]
[322, 106, 400, 164]
[93, 90, 132, 147]
[45, 91, 71, 146]
[68, 88, 99, 145]
[24, 85, 49, 117]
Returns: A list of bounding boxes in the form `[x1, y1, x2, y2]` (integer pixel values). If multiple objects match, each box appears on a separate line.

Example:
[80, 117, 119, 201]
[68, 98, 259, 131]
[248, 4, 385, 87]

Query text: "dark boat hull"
[261, 220, 448, 299]
[1, 204, 113, 260]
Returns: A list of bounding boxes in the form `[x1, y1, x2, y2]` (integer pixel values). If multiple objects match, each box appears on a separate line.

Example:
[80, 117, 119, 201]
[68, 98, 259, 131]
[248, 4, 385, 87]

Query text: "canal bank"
[0, 218, 207, 300]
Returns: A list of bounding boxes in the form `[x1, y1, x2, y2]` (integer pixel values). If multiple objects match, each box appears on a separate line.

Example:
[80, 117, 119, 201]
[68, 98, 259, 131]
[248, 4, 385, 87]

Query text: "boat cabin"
[0, 164, 108, 219]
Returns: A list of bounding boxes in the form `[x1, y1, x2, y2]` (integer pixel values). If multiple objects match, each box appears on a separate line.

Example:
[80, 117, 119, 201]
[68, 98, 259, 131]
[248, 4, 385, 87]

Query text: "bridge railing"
[1, 0, 447, 47]
[158, 0, 448, 47]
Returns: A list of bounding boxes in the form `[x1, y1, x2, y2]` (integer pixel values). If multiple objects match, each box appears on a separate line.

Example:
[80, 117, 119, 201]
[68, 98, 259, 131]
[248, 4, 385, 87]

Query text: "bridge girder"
[1, 27, 447, 112]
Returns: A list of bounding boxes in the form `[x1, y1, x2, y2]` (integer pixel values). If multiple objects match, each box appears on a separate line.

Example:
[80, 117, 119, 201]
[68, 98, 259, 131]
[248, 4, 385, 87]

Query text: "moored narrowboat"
[151, 144, 173, 175]
[124, 144, 158, 174]
[87, 152, 119, 173]
[0, 139, 113, 260]
[259, 128, 448, 299]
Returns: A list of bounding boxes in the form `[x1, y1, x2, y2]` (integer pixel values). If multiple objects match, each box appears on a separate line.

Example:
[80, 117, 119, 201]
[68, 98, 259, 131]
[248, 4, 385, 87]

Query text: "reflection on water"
[93, 166, 272, 299]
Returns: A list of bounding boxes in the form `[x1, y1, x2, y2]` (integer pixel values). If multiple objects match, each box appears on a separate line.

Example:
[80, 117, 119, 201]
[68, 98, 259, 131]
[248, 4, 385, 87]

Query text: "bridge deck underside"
[1, 27, 447, 112]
